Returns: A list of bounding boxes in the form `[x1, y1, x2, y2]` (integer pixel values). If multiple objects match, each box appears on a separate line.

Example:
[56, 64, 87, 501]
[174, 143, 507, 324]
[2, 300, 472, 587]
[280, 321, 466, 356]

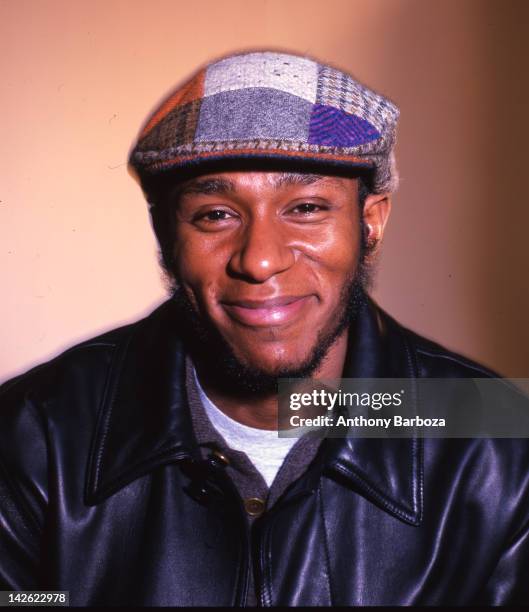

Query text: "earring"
[365, 224, 378, 251]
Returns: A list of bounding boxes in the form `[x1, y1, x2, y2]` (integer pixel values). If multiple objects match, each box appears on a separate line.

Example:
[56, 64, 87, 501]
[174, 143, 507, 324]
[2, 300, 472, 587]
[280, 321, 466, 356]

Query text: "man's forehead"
[178, 172, 355, 196]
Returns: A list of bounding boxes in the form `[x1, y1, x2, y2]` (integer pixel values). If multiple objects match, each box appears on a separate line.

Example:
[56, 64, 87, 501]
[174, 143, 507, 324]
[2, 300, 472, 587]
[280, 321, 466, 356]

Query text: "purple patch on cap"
[308, 104, 380, 147]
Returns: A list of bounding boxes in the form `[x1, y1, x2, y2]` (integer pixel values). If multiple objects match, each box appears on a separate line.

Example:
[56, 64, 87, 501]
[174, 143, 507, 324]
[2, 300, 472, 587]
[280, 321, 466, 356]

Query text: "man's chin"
[221, 341, 318, 376]
[212, 349, 329, 396]
[193, 331, 325, 397]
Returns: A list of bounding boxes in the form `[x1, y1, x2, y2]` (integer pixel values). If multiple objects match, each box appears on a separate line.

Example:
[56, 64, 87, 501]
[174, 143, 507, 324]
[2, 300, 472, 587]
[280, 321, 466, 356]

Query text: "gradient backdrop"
[2, 0, 529, 382]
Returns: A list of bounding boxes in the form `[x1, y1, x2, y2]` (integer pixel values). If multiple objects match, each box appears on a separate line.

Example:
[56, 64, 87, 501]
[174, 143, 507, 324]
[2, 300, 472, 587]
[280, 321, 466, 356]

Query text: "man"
[1, 51, 528, 606]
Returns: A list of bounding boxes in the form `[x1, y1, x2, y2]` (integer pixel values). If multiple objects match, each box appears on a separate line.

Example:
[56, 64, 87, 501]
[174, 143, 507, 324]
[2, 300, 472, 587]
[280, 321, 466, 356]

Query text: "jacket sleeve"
[0, 375, 48, 590]
[479, 516, 529, 605]
[0, 459, 42, 589]
[478, 435, 529, 605]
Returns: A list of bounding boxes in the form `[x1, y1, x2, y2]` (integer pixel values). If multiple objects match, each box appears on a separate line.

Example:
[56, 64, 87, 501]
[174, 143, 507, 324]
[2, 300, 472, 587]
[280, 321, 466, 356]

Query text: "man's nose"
[227, 218, 295, 282]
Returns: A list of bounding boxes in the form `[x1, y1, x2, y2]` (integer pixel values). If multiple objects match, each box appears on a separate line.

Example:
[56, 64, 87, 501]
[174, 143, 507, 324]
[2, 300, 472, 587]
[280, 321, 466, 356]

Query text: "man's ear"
[362, 193, 391, 250]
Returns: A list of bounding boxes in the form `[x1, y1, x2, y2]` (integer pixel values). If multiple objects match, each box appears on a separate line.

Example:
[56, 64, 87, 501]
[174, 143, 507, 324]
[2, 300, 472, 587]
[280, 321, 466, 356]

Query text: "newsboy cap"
[130, 50, 400, 193]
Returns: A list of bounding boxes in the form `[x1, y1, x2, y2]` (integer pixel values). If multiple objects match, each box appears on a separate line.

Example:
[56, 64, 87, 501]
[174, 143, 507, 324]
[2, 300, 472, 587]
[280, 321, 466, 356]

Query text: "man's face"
[171, 171, 366, 381]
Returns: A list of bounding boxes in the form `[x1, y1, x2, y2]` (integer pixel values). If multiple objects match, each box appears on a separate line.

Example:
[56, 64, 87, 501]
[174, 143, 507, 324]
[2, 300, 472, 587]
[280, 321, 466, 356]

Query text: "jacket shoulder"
[0, 320, 136, 398]
[0, 299, 178, 443]
[0, 297, 181, 400]
[383, 311, 500, 378]
[0, 310, 157, 533]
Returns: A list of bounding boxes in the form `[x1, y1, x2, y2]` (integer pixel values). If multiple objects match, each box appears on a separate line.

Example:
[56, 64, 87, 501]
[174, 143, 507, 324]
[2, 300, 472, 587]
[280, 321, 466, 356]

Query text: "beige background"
[2, 0, 528, 382]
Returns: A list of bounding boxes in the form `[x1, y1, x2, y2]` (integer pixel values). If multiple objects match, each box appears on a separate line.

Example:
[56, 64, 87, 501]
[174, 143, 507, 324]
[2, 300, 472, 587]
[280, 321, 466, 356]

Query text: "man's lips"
[221, 296, 314, 327]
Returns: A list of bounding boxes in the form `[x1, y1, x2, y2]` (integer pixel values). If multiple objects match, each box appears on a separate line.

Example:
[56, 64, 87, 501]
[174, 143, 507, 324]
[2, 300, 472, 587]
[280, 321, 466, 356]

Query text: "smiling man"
[1, 51, 529, 607]
[165, 169, 387, 425]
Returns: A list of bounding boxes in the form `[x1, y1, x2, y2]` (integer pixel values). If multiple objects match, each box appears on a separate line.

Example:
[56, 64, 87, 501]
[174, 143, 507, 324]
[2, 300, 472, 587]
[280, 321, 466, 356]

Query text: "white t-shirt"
[193, 368, 298, 487]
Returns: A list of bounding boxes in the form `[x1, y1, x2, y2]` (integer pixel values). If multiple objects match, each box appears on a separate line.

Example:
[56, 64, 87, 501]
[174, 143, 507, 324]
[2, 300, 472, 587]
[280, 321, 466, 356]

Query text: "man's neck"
[195, 330, 349, 431]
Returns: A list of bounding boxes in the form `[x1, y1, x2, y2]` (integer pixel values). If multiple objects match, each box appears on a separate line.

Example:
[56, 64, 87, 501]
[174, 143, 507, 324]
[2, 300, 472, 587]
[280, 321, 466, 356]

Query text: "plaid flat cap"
[130, 51, 400, 193]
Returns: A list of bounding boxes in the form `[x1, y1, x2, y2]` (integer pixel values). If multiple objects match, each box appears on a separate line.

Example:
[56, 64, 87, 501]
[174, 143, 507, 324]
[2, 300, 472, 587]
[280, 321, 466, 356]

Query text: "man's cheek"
[301, 226, 359, 267]
[312, 245, 359, 279]
[176, 231, 229, 272]
[174, 241, 210, 286]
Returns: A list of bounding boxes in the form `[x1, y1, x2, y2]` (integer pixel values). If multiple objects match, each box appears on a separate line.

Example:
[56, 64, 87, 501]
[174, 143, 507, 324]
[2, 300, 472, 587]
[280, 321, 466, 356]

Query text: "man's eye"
[291, 203, 325, 214]
[199, 209, 232, 222]
[191, 208, 237, 231]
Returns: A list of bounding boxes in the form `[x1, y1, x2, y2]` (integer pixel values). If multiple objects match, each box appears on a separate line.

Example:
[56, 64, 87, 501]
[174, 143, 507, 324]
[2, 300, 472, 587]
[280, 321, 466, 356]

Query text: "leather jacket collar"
[85, 297, 423, 526]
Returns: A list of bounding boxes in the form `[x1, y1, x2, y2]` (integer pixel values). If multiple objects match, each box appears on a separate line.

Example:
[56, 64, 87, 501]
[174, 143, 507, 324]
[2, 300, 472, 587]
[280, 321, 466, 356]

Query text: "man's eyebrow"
[178, 177, 235, 196]
[174, 172, 341, 199]
[273, 172, 339, 188]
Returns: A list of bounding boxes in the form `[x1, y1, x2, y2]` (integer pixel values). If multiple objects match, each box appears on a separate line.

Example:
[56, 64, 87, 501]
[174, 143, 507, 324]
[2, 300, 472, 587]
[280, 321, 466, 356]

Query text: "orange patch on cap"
[140, 71, 205, 138]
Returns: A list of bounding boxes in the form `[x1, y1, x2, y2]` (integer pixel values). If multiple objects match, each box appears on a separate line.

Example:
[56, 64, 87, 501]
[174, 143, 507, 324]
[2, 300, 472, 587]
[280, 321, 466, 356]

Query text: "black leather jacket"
[1, 299, 528, 606]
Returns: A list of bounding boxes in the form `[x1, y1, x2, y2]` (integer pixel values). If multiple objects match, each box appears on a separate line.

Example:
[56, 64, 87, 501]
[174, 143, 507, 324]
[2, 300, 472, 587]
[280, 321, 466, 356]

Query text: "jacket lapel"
[85, 300, 199, 504]
[324, 299, 424, 525]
